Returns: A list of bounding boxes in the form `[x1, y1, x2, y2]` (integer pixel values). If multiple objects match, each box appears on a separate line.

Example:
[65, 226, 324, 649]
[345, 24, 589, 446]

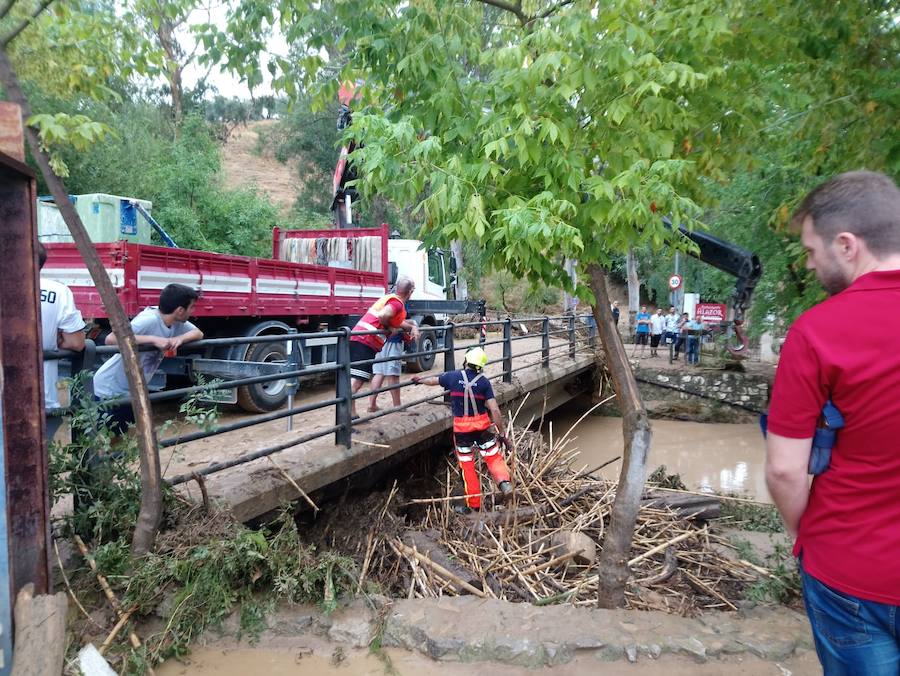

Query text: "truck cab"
[386, 238, 454, 372]
[387, 238, 451, 303]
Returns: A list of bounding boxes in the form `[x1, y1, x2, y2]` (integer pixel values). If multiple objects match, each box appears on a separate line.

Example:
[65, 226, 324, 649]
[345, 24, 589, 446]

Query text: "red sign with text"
[695, 303, 727, 324]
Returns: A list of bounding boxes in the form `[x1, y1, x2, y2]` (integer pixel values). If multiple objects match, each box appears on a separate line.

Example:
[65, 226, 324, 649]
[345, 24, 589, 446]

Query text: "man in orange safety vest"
[349, 276, 420, 417]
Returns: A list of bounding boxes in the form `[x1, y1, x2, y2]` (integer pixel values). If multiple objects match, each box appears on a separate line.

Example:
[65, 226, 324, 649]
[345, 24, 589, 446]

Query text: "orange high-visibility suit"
[437, 368, 510, 509]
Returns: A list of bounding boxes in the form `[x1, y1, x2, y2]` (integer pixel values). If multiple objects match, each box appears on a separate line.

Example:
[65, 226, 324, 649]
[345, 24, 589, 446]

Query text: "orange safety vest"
[452, 370, 492, 434]
[352, 293, 407, 350]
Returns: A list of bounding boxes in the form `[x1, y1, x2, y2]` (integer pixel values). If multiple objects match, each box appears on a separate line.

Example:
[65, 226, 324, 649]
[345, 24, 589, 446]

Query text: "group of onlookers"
[631, 304, 702, 363]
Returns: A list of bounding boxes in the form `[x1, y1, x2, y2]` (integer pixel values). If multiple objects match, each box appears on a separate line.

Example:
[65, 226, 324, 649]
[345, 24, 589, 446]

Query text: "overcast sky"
[178, 1, 288, 99]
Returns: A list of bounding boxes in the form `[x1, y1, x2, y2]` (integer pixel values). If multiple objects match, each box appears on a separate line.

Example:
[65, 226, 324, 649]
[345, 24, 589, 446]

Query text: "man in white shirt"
[38, 242, 86, 441]
[664, 306, 680, 349]
[649, 308, 665, 357]
[93, 283, 203, 433]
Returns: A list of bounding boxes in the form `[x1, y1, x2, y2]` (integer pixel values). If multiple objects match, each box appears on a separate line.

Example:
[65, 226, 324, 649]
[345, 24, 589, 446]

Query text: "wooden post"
[0, 150, 52, 600]
[0, 102, 24, 161]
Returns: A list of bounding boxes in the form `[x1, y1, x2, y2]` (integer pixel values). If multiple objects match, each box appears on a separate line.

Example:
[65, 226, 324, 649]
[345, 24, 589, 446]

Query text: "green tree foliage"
[206, 0, 785, 294]
[206, 0, 897, 316]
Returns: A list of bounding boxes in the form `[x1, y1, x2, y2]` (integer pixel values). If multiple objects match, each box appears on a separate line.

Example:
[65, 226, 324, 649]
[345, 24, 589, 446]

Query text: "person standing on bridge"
[649, 308, 665, 357]
[349, 276, 420, 418]
[765, 171, 900, 674]
[664, 306, 680, 349]
[368, 304, 411, 413]
[412, 347, 513, 513]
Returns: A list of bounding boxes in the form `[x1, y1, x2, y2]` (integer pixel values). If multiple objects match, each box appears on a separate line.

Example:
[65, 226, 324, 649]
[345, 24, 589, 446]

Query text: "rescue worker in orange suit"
[413, 347, 514, 513]
[349, 276, 420, 418]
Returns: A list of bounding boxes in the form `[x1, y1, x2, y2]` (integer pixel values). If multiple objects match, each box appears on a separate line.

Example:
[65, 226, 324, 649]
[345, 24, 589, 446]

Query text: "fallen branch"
[191, 472, 211, 514]
[54, 537, 102, 629]
[628, 527, 704, 567]
[393, 539, 486, 598]
[99, 605, 138, 655]
[74, 535, 143, 652]
[642, 493, 721, 521]
[266, 456, 319, 513]
[519, 549, 584, 576]
[634, 545, 678, 585]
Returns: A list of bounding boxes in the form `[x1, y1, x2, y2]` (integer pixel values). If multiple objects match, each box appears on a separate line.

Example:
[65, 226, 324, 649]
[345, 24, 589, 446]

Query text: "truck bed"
[43, 225, 389, 320]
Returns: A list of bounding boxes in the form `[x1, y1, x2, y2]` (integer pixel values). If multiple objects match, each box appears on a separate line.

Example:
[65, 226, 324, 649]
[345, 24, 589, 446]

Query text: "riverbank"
[57, 376, 797, 674]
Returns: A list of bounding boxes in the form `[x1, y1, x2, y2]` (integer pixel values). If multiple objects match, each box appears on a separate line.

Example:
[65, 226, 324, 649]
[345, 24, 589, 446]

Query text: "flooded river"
[548, 401, 771, 502]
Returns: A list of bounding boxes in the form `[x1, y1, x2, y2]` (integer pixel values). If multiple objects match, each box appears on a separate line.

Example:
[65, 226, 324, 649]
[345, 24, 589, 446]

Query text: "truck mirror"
[388, 261, 399, 286]
[448, 255, 457, 274]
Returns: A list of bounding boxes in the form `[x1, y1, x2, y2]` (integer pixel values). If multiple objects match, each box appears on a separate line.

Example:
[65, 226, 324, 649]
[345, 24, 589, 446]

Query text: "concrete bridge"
[162, 334, 598, 522]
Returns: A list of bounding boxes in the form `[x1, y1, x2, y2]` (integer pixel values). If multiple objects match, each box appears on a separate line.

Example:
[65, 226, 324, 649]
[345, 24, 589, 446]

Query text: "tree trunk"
[156, 18, 184, 128]
[0, 50, 164, 557]
[563, 258, 577, 312]
[449, 239, 467, 300]
[586, 263, 652, 608]
[626, 247, 640, 332]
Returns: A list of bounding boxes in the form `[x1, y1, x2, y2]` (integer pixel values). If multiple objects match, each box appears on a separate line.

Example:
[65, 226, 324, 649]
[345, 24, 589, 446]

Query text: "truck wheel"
[407, 332, 437, 373]
[237, 341, 289, 413]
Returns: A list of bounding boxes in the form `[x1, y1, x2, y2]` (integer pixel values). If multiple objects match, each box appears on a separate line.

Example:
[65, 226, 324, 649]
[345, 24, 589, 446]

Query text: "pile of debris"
[356, 418, 770, 616]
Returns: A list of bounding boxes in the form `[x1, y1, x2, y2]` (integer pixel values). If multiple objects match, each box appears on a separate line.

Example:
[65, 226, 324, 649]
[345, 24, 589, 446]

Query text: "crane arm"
[664, 217, 763, 355]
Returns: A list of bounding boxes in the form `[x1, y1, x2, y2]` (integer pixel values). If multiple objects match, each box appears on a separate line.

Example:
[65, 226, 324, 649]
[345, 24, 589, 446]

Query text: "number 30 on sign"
[668, 274, 683, 291]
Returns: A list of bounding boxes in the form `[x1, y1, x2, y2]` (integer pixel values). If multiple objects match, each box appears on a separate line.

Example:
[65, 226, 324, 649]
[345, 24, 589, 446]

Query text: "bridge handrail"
[44, 313, 598, 486]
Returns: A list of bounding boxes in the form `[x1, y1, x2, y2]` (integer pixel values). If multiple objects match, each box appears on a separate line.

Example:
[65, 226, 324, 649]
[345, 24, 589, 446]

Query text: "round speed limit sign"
[668, 274, 683, 291]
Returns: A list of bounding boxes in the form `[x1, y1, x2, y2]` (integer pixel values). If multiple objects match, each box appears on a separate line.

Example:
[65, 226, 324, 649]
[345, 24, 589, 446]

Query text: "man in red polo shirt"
[766, 171, 900, 674]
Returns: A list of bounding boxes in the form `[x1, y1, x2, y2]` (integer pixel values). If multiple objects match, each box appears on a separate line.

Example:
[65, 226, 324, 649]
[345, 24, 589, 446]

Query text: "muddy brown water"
[158, 645, 820, 675]
[547, 401, 771, 503]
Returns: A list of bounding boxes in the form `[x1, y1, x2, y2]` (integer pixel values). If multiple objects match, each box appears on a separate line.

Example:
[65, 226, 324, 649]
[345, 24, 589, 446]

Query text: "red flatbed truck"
[42, 221, 395, 412]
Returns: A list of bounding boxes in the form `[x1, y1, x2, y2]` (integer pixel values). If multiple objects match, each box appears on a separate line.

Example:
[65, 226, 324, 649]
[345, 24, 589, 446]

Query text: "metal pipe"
[334, 328, 352, 447]
[167, 424, 343, 485]
[160, 397, 342, 447]
[502, 318, 513, 384]
[542, 317, 550, 367]
[568, 314, 576, 359]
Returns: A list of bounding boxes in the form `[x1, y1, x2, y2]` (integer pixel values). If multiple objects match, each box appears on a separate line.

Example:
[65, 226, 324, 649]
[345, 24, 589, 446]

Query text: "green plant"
[745, 542, 801, 605]
[50, 378, 147, 541]
[178, 376, 224, 431]
[720, 500, 784, 533]
[52, 388, 358, 672]
[647, 465, 688, 491]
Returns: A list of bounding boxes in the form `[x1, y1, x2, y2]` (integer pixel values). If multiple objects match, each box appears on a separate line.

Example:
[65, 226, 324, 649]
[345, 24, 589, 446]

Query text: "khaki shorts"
[373, 340, 404, 376]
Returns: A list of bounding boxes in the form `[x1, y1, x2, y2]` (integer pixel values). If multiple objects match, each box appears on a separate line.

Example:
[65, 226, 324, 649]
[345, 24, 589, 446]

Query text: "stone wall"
[600, 366, 771, 423]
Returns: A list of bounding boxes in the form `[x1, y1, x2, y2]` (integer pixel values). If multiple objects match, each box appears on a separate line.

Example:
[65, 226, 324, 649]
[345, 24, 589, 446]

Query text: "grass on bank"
[52, 382, 359, 674]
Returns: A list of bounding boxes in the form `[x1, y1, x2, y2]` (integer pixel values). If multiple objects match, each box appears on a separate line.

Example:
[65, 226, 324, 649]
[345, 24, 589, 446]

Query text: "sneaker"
[453, 504, 473, 515]
[498, 481, 514, 501]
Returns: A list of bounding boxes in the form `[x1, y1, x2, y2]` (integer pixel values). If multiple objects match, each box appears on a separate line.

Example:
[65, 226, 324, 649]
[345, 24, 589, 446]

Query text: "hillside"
[218, 120, 626, 314]
[221, 120, 300, 217]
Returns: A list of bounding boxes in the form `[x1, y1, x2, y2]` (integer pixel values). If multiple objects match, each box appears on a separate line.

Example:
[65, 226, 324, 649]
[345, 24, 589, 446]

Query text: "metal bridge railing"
[44, 314, 598, 485]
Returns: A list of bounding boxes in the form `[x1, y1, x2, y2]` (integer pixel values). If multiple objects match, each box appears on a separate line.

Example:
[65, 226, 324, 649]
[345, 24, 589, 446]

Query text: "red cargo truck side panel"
[42, 224, 389, 322]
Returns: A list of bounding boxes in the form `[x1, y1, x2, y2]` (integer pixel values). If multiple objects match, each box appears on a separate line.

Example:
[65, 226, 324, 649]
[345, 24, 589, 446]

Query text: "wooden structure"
[0, 109, 56, 673]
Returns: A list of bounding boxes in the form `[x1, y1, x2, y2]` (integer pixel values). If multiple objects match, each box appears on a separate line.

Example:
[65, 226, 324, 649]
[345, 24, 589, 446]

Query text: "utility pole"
[670, 251, 684, 311]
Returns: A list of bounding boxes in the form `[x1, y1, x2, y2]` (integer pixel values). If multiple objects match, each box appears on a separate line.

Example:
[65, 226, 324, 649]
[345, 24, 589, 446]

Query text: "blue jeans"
[686, 336, 699, 364]
[800, 564, 900, 675]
